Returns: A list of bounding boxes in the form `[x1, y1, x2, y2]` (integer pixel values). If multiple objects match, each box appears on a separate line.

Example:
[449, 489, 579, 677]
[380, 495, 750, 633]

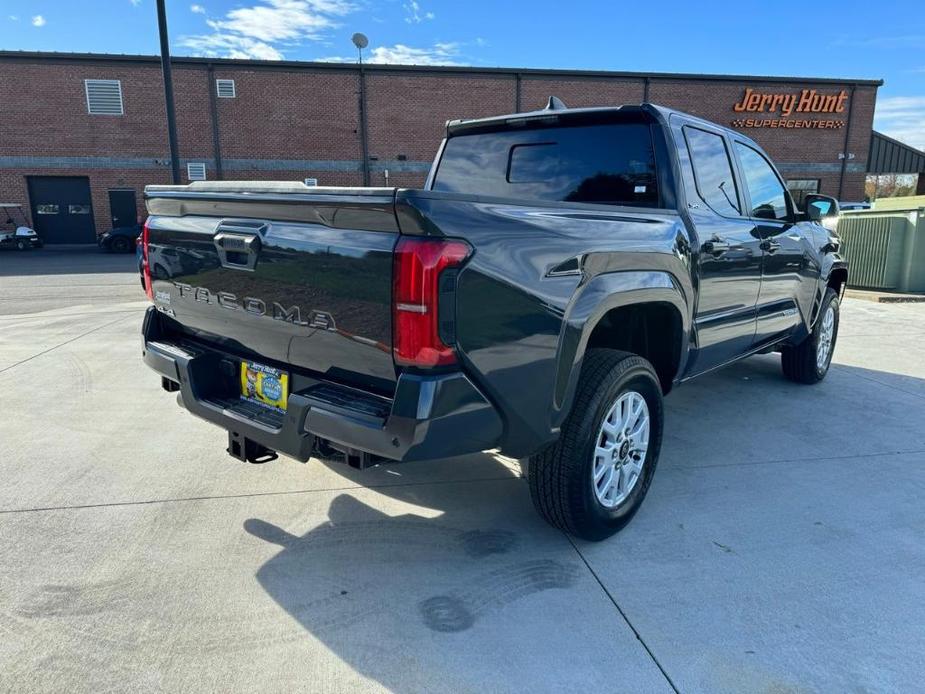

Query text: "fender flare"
[812, 256, 848, 325]
[551, 270, 692, 428]
[822, 258, 849, 290]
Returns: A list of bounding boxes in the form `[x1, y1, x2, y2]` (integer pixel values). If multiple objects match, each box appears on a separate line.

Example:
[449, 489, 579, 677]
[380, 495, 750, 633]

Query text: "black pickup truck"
[141, 100, 846, 540]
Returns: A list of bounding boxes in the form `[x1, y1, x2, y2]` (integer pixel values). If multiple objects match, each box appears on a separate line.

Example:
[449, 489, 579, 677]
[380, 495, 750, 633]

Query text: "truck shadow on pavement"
[240, 453, 593, 690]
[244, 494, 579, 630]
[238, 350, 925, 690]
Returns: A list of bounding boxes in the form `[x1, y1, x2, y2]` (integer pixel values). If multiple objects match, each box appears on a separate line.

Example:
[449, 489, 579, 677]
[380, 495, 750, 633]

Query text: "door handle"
[760, 239, 781, 253]
[702, 238, 731, 255]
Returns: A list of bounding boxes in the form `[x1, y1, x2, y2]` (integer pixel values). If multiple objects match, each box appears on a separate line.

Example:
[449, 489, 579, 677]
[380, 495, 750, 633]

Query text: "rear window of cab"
[432, 122, 660, 208]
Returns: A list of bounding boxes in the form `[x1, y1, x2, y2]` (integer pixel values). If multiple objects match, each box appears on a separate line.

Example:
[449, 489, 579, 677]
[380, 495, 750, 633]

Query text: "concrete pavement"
[1, 250, 923, 692]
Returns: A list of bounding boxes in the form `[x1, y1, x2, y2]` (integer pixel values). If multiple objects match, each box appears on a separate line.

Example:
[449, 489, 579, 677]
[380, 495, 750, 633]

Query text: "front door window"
[735, 143, 790, 221]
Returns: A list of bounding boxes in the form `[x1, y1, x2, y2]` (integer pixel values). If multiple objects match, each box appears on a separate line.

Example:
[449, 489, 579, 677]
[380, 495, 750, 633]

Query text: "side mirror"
[804, 194, 840, 221]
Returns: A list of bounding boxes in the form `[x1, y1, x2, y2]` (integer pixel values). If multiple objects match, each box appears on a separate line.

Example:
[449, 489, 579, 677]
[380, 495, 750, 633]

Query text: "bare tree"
[865, 174, 917, 200]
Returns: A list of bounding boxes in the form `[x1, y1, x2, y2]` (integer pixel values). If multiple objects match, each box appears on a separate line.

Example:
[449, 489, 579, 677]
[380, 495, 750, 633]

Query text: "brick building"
[0, 51, 883, 243]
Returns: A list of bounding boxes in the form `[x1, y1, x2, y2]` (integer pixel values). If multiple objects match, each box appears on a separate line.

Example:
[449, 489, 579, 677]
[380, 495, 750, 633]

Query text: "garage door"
[27, 176, 96, 244]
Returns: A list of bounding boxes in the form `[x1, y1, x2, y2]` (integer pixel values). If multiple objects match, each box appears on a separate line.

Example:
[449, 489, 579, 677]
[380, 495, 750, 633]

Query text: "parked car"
[838, 201, 871, 211]
[98, 224, 141, 253]
[140, 100, 846, 541]
[0, 203, 42, 250]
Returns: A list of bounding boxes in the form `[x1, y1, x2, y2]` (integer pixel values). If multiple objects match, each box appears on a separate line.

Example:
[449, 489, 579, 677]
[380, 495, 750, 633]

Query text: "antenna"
[352, 32, 369, 64]
[353, 32, 371, 186]
[545, 96, 568, 111]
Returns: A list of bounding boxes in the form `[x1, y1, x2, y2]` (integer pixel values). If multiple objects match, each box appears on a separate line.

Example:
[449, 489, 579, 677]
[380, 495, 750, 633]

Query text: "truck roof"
[445, 99, 760, 148]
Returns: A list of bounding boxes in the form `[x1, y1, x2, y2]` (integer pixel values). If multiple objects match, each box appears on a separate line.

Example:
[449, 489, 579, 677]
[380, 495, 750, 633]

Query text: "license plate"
[240, 361, 289, 412]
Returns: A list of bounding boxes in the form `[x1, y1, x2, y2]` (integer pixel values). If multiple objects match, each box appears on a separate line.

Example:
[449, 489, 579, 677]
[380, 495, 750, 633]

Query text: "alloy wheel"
[592, 390, 650, 508]
[817, 305, 835, 371]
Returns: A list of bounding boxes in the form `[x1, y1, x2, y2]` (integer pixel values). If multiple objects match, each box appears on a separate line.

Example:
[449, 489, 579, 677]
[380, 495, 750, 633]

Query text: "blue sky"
[2, 0, 924, 148]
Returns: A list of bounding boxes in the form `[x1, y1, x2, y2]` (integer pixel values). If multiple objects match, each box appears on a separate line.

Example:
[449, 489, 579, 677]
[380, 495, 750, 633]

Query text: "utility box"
[838, 208, 925, 292]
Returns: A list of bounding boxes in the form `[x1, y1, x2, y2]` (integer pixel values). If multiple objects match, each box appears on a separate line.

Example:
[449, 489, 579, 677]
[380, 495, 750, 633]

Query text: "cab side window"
[684, 126, 740, 216]
[735, 143, 790, 221]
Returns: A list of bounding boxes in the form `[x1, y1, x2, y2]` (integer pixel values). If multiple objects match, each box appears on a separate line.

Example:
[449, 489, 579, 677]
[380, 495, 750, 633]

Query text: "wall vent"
[85, 79, 124, 115]
[187, 163, 207, 181]
[216, 79, 236, 98]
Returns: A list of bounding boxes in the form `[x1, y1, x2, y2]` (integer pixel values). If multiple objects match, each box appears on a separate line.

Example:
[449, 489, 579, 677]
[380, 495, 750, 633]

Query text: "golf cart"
[0, 204, 42, 250]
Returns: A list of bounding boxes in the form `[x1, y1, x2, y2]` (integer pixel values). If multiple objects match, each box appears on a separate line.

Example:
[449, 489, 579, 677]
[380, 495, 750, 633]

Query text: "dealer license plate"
[240, 361, 289, 412]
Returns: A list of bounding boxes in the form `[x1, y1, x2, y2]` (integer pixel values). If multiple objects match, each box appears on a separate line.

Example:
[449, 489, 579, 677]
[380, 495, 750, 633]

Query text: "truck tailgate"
[144, 184, 398, 394]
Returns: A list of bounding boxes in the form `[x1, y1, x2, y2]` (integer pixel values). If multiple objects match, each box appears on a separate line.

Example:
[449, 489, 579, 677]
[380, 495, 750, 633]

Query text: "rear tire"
[781, 288, 839, 384]
[528, 349, 664, 541]
[111, 236, 131, 253]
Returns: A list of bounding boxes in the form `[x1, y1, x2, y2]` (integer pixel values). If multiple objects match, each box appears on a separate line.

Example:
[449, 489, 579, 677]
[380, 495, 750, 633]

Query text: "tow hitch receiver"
[227, 431, 278, 464]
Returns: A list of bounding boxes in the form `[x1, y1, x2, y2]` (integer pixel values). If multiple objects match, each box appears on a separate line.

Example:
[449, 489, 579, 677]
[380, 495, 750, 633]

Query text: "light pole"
[353, 33, 371, 187]
[157, 0, 181, 184]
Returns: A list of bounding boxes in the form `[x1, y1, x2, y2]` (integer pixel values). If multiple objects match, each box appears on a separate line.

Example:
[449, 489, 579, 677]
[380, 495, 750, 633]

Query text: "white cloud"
[31, 15, 45, 27]
[179, 0, 354, 60]
[320, 40, 472, 66]
[368, 42, 460, 65]
[207, 0, 352, 42]
[180, 33, 284, 60]
[130, 0, 142, 7]
[404, 1, 434, 23]
[874, 96, 925, 151]
[190, 4, 206, 13]
[9, 15, 19, 21]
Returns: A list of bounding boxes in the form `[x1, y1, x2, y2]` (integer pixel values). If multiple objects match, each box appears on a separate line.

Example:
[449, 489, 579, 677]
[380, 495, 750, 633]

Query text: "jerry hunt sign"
[734, 88, 849, 116]
[731, 88, 848, 130]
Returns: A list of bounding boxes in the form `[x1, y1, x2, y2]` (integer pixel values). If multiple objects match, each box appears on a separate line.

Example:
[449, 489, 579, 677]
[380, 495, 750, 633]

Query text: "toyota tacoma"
[140, 100, 846, 540]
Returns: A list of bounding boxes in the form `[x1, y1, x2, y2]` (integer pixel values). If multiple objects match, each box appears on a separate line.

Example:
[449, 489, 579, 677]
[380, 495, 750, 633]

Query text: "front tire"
[781, 288, 840, 384]
[528, 349, 664, 541]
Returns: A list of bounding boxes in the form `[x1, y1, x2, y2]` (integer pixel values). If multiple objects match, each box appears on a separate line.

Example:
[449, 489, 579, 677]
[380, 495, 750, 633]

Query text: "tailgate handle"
[214, 225, 264, 272]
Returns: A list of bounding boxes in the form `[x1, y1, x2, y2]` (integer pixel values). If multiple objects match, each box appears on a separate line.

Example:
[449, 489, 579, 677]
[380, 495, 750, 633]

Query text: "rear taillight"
[392, 237, 471, 367]
[142, 221, 153, 300]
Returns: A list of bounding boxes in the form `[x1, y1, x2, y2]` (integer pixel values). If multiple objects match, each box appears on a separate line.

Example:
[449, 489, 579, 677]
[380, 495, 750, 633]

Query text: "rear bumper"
[141, 307, 502, 463]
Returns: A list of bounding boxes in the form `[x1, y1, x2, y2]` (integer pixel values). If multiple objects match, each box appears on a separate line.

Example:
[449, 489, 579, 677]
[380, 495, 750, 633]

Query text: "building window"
[787, 179, 820, 207]
[187, 163, 207, 181]
[36, 204, 59, 214]
[84, 79, 124, 115]
[216, 79, 236, 98]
